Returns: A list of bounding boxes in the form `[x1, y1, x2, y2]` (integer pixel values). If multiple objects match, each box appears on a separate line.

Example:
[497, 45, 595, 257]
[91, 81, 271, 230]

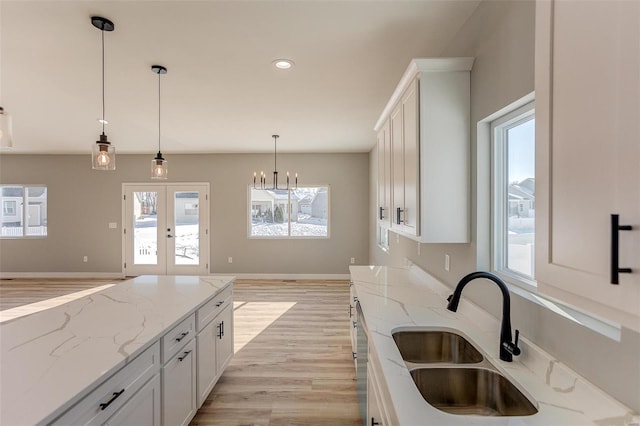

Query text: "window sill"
[497, 272, 621, 342]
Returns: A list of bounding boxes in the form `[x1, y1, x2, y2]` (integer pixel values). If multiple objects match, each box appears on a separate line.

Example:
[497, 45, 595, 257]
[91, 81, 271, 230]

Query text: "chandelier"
[253, 135, 297, 190]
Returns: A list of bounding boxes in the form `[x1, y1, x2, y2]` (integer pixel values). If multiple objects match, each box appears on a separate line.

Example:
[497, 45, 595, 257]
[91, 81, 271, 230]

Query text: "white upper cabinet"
[377, 120, 391, 227]
[535, 0, 640, 330]
[375, 58, 474, 243]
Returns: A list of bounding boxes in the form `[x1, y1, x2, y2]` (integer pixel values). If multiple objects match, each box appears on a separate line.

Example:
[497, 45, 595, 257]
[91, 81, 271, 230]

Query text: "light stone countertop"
[0, 275, 234, 426]
[350, 265, 638, 426]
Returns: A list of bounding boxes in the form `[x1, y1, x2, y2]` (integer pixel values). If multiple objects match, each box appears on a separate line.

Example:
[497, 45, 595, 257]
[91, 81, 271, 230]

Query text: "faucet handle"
[447, 294, 453, 302]
[502, 329, 522, 357]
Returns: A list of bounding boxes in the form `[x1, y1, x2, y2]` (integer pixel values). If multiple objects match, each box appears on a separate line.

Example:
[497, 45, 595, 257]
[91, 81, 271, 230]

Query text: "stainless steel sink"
[392, 330, 483, 364]
[410, 367, 538, 416]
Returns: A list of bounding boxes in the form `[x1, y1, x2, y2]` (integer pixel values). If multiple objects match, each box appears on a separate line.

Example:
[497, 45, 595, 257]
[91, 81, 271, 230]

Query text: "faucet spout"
[447, 271, 520, 362]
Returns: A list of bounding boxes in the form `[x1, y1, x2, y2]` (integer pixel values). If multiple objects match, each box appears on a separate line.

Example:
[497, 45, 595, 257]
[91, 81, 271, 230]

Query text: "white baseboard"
[0, 272, 350, 281]
[0, 272, 125, 279]
[210, 273, 351, 280]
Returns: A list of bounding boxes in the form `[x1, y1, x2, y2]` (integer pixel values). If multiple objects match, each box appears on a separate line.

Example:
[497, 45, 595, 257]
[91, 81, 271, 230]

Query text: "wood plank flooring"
[191, 279, 360, 426]
[0, 277, 361, 425]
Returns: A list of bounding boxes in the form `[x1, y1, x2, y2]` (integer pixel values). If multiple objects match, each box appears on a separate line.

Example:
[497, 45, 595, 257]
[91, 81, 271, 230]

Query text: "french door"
[123, 183, 209, 276]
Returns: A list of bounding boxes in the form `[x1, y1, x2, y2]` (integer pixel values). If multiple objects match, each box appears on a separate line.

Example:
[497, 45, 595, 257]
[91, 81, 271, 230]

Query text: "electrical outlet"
[350, 257, 356, 264]
[108, 222, 117, 229]
[445, 254, 450, 272]
[228, 257, 233, 264]
[83, 256, 88, 263]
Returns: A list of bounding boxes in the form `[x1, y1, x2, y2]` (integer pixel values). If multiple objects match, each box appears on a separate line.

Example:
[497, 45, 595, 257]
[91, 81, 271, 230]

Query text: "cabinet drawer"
[162, 313, 196, 363]
[197, 285, 233, 331]
[52, 342, 160, 426]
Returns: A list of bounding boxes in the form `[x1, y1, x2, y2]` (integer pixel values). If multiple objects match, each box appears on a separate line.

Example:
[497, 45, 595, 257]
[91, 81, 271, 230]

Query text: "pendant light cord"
[101, 28, 105, 135]
[158, 70, 161, 153]
[274, 135, 278, 173]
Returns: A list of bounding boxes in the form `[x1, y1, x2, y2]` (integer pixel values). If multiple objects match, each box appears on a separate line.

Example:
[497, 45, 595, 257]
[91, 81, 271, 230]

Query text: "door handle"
[167, 234, 173, 238]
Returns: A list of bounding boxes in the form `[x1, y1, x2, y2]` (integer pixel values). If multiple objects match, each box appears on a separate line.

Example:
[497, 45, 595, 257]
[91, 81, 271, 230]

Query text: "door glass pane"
[506, 118, 535, 277]
[174, 192, 199, 265]
[133, 191, 158, 265]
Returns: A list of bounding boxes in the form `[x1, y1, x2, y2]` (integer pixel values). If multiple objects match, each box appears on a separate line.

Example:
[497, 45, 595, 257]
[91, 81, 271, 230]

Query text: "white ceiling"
[0, 1, 480, 154]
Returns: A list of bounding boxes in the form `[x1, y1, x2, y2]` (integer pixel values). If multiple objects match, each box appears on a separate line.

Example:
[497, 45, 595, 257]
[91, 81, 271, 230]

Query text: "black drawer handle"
[178, 350, 192, 362]
[217, 322, 223, 339]
[175, 331, 189, 342]
[215, 301, 223, 307]
[99, 389, 124, 411]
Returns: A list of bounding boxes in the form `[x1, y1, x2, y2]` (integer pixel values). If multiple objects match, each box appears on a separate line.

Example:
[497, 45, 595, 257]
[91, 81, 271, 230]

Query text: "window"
[0, 185, 48, 238]
[491, 102, 535, 284]
[249, 186, 329, 238]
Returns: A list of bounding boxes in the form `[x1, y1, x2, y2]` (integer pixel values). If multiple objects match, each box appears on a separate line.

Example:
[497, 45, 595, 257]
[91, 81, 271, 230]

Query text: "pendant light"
[91, 16, 116, 171]
[151, 65, 168, 179]
[0, 107, 12, 148]
[253, 135, 298, 190]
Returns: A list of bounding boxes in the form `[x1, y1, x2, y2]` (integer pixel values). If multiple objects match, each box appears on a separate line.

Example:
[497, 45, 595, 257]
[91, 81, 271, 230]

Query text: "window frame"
[247, 185, 331, 239]
[0, 185, 48, 239]
[491, 101, 536, 288]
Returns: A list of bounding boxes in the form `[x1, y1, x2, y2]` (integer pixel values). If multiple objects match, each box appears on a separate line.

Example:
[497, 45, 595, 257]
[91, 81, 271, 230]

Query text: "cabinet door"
[536, 0, 640, 329]
[377, 120, 391, 226]
[162, 339, 197, 426]
[401, 79, 420, 236]
[349, 283, 357, 371]
[367, 363, 386, 426]
[216, 303, 234, 373]
[196, 319, 218, 408]
[390, 103, 404, 230]
[106, 374, 161, 426]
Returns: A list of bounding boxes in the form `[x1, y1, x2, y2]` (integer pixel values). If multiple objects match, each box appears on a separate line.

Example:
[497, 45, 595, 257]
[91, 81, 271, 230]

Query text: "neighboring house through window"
[491, 102, 535, 286]
[249, 186, 329, 238]
[0, 185, 48, 238]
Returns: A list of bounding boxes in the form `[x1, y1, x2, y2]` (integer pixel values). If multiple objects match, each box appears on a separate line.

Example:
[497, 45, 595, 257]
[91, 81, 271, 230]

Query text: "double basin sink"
[392, 329, 538, 416]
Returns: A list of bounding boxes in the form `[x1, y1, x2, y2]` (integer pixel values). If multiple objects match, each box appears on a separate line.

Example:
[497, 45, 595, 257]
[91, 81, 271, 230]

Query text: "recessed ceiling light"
[273, 59, 294, 70]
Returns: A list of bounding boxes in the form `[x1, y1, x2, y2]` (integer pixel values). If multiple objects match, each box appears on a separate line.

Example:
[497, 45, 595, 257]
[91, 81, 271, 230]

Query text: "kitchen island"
[0, 275, 234, 425]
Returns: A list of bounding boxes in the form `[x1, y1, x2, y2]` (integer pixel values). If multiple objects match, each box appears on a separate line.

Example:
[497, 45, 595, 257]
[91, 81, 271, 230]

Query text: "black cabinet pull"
[221, 320, 225, 337]
[215, 301, 223, 307]
[217, 322, 223, 339]
[99, 389, 124, 411]
[611, 214, 633, 284]
[396, 207, 404, 224]
[352, 352, 357, 360]
[371, 417, 380, 426]
[175, 331, 189, 342]
[349, 304, 353, 318]
[178, 350, 192, 362]
[379, 207, 385, 220]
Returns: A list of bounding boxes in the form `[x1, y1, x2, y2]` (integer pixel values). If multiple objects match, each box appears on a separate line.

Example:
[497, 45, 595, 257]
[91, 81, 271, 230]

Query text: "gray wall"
[0, 152, 369, 275]
[369, 0, 639, 413]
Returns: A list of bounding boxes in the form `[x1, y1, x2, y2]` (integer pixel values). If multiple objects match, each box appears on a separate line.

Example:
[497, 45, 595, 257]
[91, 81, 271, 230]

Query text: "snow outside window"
[249, 186, 329, 238]
[491, 102, 535, 285]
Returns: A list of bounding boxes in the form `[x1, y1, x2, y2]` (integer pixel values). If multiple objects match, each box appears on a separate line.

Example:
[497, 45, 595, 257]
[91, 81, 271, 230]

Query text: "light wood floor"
[0, 277, 361, 425]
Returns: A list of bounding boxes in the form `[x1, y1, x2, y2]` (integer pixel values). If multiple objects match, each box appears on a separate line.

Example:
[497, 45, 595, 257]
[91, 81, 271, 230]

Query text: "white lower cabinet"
[367, 362, 387, 426]
[162, 338, 197, 426]
[196, 317, 218, 407]
[52, 342, 161, 426]
[196, 289, 234, 407]
[215, 302, 234, 374]
[106, 373, 161, 426]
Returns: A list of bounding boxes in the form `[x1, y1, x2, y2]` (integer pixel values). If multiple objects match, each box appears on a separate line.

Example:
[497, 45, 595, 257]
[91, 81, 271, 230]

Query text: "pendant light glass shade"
[92, 133, 116, 170]
[0, 107, 13, 148]
[150, 65, 168, 179]
[151, 153, 168, 179]
[91, 16, 116, 171]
